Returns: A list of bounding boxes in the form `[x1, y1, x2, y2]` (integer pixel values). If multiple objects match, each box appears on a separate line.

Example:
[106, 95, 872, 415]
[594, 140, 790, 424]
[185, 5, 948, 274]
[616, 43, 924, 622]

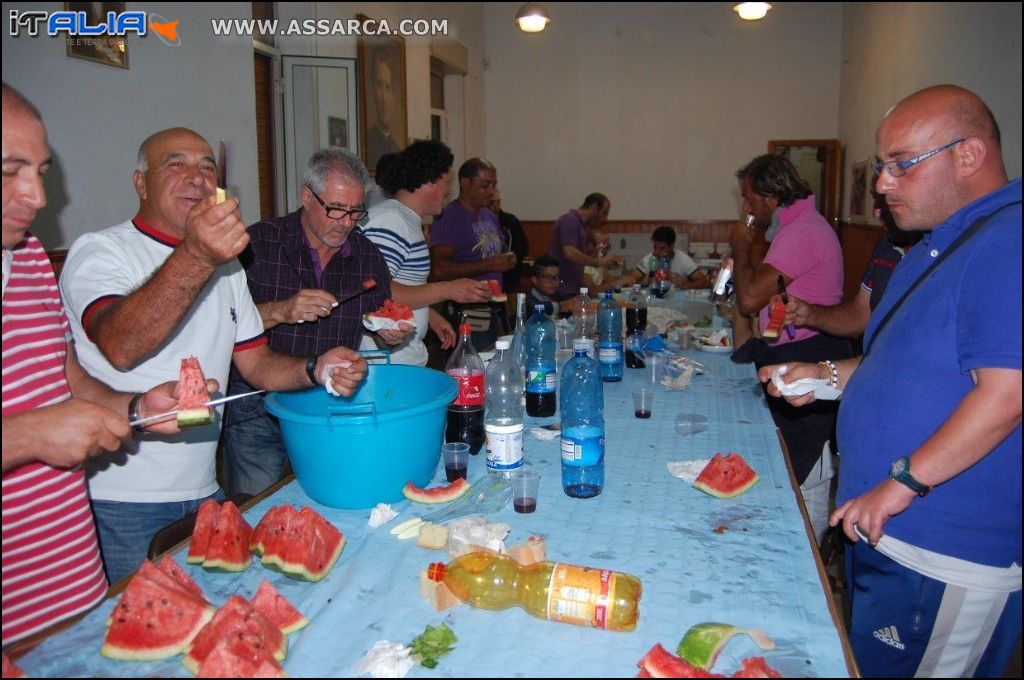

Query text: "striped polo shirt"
[2, 234, 107, 645]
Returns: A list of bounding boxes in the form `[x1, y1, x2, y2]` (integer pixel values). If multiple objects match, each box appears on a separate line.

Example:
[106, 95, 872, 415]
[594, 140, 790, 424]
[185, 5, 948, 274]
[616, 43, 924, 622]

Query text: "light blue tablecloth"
[14, 351, 853, 677]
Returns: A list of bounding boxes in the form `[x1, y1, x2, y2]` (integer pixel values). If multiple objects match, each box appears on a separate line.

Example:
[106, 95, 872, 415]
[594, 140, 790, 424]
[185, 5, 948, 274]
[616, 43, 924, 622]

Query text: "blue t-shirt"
[837, 179, 1022, 568]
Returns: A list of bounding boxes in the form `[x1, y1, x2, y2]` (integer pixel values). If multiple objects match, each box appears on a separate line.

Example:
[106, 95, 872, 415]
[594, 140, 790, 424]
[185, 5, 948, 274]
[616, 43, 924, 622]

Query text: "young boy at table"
[526, 255, 573, 318]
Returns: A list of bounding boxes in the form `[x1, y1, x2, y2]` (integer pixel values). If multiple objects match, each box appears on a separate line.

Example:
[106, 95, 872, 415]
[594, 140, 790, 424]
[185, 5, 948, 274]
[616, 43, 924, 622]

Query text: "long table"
[10, 351, 856, 677]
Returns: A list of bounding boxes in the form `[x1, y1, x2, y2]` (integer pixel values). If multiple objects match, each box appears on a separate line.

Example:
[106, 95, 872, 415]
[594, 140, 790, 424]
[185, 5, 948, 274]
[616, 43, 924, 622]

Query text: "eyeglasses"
[873, 139, 965, 178]
[308, 187, 368, 223]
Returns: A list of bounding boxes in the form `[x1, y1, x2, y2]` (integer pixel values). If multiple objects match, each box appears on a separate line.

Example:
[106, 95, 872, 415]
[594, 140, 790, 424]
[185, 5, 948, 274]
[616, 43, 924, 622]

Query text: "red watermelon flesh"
[693, 453, 760, 499]
[487, 279, 507, 302]
[250, 505, 295, 557]
[761, 301, 787, 339]
[178, 356, 213, 427]
[136, 560, 206, 602]
[250, 579, 308, 634]
[155, 555, 205, 600]
[731, 656, 783, 678]
[257, 505, 303, 571]
[220, 596, 287, 661]
[196, 637, 285, 678]
[2, 653, 26, 678]
[187, 498, 221, 564]
[184, 596, 286, 672]
[638, 643, 724, 678]
[203, 501, 253, 572]
[102, 570, 214, 660]
[280, 507, 345, 582]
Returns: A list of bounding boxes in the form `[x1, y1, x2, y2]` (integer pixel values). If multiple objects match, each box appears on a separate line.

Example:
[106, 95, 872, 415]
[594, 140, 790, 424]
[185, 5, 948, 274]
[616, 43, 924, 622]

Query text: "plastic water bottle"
[597, 290, 623, 382]
[445, 323, 485, 454]
[525, 304, 556, 417]
[484, 339, 524, 475]
[560, 339, 605, 498]
[573, 287, 595, 357]
[625, 285, 647, 369]
[652, 255, 671, 298]
[510, 292, 527, 377]
[427, 551, 642, 631]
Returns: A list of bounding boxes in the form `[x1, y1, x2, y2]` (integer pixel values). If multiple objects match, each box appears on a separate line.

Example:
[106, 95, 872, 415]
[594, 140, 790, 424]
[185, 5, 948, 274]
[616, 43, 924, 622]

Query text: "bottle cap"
[495, 340, 510, 350]
[573, 339, 589, 352]
[580, 287, 589, 295]
[534, 304, 545, 313]
[459, 323, 472, 335]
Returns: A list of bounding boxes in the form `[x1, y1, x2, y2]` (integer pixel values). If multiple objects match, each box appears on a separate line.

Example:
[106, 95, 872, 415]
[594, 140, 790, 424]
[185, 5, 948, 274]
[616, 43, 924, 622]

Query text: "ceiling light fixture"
[515, 3, 551, 33]
[733, 3, 772, 21]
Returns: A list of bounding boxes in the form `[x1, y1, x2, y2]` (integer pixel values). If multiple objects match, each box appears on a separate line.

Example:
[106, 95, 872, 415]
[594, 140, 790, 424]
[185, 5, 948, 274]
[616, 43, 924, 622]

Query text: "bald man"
[58, 126, 368, 583]
[760, 85, 1021, 677]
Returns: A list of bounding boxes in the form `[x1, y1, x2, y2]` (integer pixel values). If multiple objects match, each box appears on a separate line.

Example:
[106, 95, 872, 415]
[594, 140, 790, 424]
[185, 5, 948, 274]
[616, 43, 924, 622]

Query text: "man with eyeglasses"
[761, 85, 1020, 678]
[218, 148, 410, 499]
[59, 132, 369, 582]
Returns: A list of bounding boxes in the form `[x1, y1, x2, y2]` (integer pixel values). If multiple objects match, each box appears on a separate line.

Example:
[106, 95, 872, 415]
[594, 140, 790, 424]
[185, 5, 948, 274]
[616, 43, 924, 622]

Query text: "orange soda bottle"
[427, 551, 641, 631]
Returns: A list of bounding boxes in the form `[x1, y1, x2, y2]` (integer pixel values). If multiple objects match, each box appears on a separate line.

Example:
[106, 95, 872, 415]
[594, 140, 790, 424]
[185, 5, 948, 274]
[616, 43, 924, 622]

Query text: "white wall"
[2, 2, 258, 248]
[482, 2, 843, 221]
[837, 2, 1023, 222]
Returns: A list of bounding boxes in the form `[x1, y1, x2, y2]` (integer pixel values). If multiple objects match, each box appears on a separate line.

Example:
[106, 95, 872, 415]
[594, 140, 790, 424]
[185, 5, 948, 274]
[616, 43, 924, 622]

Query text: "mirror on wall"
[282, 56, 359, 212]
[768, 139, 842, 227]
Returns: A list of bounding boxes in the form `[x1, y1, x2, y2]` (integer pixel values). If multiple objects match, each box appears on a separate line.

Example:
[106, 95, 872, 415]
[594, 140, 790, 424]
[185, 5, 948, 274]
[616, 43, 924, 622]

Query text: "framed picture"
[357, 13, 407, 174]
[850, 160, 868, 219]
[327, 116, 348, 149]
[65, 2, 129, 69]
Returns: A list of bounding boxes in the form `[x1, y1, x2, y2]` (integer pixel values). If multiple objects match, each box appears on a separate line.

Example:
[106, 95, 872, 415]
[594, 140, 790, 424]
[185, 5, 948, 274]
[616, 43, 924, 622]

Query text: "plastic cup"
[510, 468, 540, 513]
[675, 413, 709, 436]
[645, 352, 666, 385]
[632, 388, 654, 419]
[441, 442, 470, 482]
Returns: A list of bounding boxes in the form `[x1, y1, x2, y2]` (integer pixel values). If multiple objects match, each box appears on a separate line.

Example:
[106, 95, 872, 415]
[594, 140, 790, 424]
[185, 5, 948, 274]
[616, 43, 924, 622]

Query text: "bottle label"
[449, 370, 484, 406]
[484, 424, 524, 471]
[598, 342, 623, 365]
[525, 360, 556, 394]
[560, 428, 604, 467]
[545, 563, 617, 629]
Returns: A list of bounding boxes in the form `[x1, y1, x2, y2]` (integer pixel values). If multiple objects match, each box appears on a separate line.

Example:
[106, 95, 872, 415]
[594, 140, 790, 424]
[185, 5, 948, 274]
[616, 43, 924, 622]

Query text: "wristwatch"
[888, 456, 931, 497]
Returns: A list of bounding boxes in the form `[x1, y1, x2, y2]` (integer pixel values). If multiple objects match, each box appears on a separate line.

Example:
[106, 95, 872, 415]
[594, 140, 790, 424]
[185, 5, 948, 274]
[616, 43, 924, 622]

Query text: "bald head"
[136, 127, 212, 172]
[2, 82, 43, 123]
[133, 127, 217, 235]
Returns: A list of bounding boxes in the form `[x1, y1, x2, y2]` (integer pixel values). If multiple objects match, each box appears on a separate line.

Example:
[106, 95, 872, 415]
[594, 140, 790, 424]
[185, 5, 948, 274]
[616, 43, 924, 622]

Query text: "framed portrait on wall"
[357, 13, 407, 175]
[65, 2, 129, 69]
[850, 160, 868, 219]
[327, 116, 348, 148]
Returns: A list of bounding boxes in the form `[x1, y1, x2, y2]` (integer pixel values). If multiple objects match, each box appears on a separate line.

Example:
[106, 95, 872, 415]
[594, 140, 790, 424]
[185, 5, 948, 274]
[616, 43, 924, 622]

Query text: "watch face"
[891, 457, 907, 476]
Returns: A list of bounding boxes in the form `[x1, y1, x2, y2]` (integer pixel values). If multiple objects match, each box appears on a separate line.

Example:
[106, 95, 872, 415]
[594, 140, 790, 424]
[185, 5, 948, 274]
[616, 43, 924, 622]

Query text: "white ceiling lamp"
[515, 3, 551, 33]
[733, 3, 772, 21]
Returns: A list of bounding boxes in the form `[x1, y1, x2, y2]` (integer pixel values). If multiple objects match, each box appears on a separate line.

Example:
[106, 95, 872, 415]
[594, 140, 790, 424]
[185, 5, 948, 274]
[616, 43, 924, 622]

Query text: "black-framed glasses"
[308, 187, 368, 223]
[873, 138, 965, 178]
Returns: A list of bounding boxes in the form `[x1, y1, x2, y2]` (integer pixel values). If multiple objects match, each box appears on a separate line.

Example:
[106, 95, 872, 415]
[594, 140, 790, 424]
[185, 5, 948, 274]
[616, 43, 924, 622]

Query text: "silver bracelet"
[128, 392, 146, 432]
[818, 360, 839, 389]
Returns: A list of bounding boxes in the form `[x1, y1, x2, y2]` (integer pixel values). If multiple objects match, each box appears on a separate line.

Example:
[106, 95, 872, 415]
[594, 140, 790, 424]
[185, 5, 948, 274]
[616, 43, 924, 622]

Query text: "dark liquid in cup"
[514, 497, 537, 513]
[634, 410, 651, 419]
[445, 464, 467, 482]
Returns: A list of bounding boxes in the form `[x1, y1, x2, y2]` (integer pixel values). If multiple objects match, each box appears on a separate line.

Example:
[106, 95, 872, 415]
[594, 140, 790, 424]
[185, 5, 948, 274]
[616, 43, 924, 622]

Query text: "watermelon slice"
[256, 505, 304, 571]
[2, 653, 26, 678]
[367, 299, 414, 321]
[178, 356, 212, 427]
[203, 501, 253, 572]
[250, 579, 309, 634]
[693, 453, 760, 499]
[761, 301, 787, 339]
[102, 568, 214, 660]
[402, 478, 471, 504]
[183, 596, 286, 674]
[487, 279, 507, 303]
[187, 498, 221, 564]
[155, 555, 205, 600]
[362, 278, 377, 290]
[279, 507, 346, 582]
[731, 657, 782, 678]
[637, 643, 723, 678]
[676, 623, 775, 671]
[196, 637, 286, 678]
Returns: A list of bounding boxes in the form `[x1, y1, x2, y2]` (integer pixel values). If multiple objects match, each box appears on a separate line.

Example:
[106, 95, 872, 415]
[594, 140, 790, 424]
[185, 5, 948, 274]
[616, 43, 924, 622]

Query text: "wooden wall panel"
[838, 221, 885, 301]
[522, 219, 738, 259]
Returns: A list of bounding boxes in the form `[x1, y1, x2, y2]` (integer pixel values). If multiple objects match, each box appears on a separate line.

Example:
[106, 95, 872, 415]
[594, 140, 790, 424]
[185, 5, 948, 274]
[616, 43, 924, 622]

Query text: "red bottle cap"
[426, 562, 447, 582]
[459, 323, 472, 336]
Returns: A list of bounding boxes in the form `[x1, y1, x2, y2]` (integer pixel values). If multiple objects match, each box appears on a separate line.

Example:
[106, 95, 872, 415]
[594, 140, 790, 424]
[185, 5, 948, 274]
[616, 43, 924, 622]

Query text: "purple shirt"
[761, 196, 844, 345]
[548, 209, 587, 297]
[240, 209, 392, 354]
[430, 201, 504, 282]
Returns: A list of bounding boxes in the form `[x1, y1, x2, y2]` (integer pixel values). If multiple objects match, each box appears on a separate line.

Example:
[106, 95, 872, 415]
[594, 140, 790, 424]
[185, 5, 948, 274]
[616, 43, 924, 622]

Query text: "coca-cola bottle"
[445, 323, 485, 454]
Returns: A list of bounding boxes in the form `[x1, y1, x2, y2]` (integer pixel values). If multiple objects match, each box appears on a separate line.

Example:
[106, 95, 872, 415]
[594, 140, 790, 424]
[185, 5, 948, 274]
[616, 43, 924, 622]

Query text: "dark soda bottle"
[445, 323, 485, 454]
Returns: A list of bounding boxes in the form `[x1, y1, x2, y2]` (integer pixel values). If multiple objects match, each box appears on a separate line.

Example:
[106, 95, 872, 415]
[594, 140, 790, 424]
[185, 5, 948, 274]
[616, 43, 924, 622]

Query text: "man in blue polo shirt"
[760, 84, 1020, 677]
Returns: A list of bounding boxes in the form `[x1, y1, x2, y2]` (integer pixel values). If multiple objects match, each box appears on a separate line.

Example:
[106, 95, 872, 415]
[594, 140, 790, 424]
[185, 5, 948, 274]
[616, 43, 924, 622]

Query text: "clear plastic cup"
[675, 413, 709, 436]
[509, 468, 540, 513]
[441, 442, 470, 482]
[631, 388, 654, 419]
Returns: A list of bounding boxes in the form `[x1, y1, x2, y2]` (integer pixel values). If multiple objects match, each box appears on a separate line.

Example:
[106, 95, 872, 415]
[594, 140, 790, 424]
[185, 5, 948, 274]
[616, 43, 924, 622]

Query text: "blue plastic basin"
[265, 364, 457, 509]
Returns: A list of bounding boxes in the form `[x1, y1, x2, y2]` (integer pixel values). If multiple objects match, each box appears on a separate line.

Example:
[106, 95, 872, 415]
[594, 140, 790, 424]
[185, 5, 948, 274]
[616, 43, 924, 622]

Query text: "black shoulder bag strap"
[863, 204, 1014, 357]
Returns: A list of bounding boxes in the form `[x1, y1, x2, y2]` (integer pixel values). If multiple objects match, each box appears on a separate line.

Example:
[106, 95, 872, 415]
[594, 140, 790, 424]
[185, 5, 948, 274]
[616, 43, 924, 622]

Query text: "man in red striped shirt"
[1, 83, 203, 645]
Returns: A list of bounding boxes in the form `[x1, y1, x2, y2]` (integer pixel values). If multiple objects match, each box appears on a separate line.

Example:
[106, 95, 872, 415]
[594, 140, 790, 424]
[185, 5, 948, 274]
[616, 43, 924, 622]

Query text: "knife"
[777, 275, 796, 339]
[129, 390, 265, 429]
[217, 140, 227, 191]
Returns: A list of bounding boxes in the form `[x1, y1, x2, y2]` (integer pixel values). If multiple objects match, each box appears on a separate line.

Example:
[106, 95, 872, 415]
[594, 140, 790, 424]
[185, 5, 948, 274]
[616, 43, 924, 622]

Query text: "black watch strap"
[305, 355, 320, 386]
[889, 456, 931, 497]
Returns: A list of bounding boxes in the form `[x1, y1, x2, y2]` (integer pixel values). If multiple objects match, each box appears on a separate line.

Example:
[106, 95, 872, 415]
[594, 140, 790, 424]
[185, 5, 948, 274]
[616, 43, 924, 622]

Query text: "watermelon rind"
[280, 508, 345, 582]
[202, 501, 253, 572]
[187, 499, 221, 564]
[402, 478, 471, 504]
[251, 579, 309, 634]
[258, 506, 304, 571]
[676, 622, 775, 671]
[178, 357, 212, 428]
[692, 453, 760, 499]
[177, 407, 213, 427]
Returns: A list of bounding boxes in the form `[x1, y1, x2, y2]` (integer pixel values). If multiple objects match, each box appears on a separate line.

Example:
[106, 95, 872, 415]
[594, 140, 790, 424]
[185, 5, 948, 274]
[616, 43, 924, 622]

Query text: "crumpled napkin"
[362, 315, 417, 332]
[355, 640, 416, 678]
[667, 459, 712, 484]
[529, 425, 560, 441]
[321, 361, 352, 397]
[771, 365, 842, 401]
[447, 516, 510, 557]
[368, 503, 399, 528]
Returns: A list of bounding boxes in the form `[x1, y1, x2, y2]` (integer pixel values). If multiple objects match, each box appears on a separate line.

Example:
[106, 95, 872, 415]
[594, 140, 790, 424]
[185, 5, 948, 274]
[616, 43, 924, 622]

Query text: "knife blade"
[217, 140, 227, 191]
[129, 390, 265, 429]
[777, 275, 796, 339]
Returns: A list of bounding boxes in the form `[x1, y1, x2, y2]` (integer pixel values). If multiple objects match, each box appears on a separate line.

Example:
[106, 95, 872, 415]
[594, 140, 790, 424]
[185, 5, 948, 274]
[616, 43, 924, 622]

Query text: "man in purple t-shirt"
[548, 193, 622, 298]
[430, 158, 516, 349]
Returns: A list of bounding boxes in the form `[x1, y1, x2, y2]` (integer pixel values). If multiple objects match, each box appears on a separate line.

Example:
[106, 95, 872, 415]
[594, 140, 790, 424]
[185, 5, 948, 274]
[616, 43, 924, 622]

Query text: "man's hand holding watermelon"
[178, 194, 250, 270]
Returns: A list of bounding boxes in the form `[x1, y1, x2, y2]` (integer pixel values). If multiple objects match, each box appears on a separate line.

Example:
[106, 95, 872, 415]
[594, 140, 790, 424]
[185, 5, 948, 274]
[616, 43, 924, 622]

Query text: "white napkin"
[771, 365, 842, 401]
[355, 640, 416, 678]
[447, 516, 510, 557]
[362, 315, 417, 332]
[368, 503, 399, 528]
[529, 426, 560, 441]
[321, 361, 353, 397]
[667, 459, 712, 484]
